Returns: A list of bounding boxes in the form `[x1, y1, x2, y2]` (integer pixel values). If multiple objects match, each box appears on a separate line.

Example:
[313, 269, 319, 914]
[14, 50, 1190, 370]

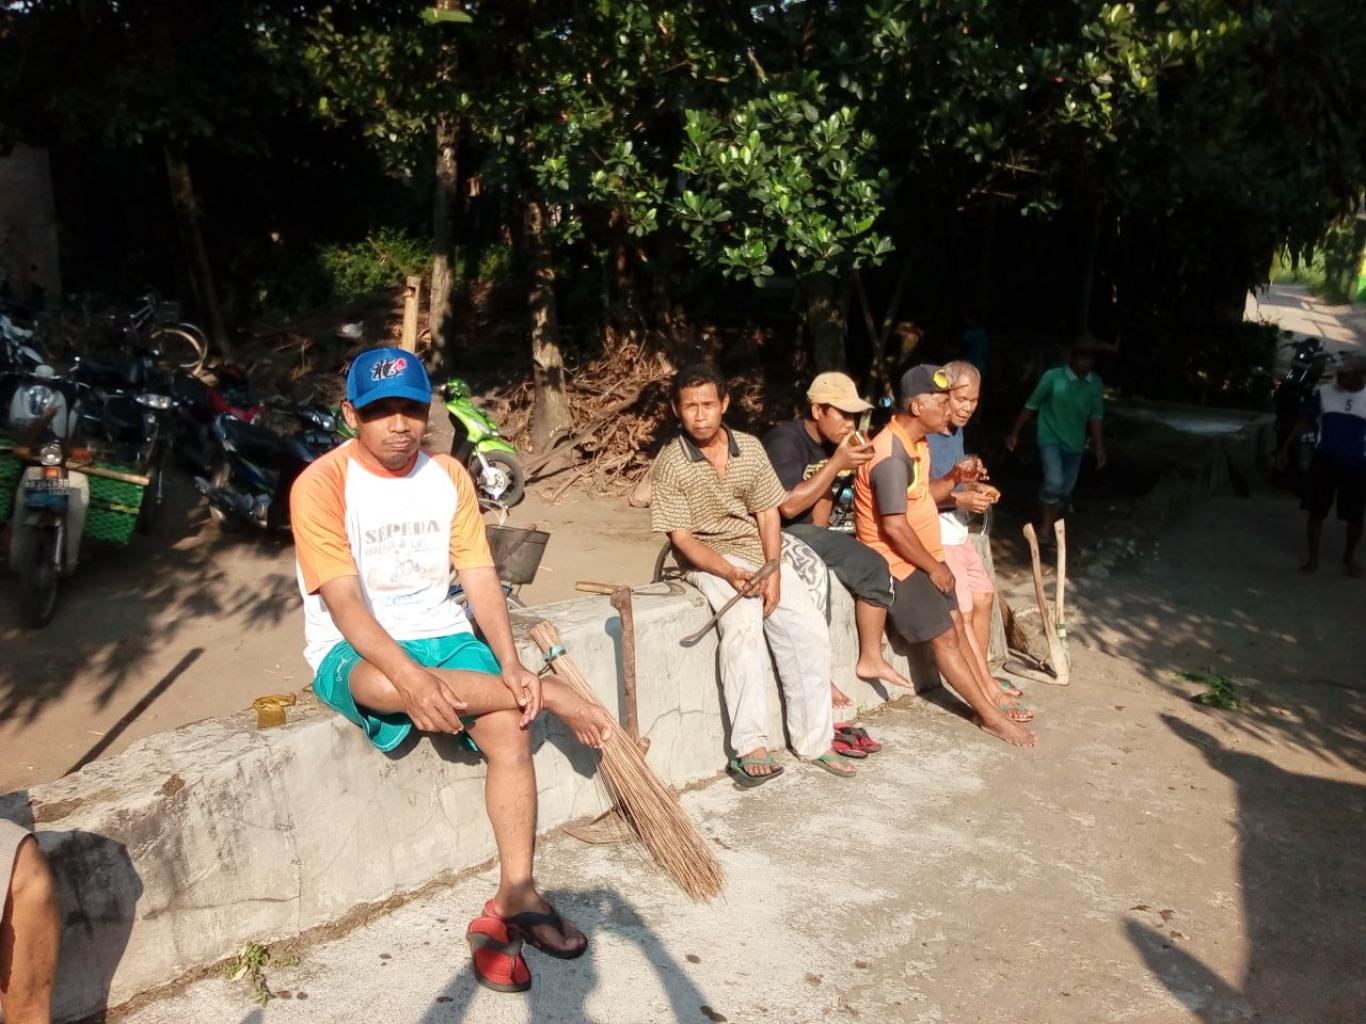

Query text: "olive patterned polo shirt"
[649, 428, 787, 566]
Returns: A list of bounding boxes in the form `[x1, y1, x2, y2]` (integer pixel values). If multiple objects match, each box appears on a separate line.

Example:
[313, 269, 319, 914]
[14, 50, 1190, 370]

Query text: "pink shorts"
[942, 541, 994, 613]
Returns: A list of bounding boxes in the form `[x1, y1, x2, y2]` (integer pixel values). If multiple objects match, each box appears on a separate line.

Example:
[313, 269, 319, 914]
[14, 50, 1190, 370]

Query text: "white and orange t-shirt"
[290, 440, 494, 671]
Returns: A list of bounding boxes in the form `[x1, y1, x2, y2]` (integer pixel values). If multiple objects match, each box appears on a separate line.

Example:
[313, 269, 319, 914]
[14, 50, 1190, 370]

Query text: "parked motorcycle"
[170, 365, 261, 478]
[1273, 335, 1333, 486]
[69, 347, 174, 533]
[441, 378, 525, 507]
[196, 403, 340, 532]
[2, 367, 155, 626]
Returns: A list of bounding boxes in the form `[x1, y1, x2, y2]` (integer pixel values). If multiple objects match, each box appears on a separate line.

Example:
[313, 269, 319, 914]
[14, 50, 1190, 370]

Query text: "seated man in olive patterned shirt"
[650, 364, 854, 786]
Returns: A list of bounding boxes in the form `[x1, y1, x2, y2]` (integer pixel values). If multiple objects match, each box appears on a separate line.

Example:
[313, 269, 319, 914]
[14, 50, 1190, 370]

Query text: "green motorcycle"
[441, 378, 525, 507]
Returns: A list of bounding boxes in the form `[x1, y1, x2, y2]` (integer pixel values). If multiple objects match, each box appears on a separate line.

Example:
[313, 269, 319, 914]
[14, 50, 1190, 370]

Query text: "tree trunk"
[1075, 197, 1102, 339]
[429, 110, 459, 375]
[522, 197, 572, 454]
[163, 146, 230, 358]
[427, 3, 462, 375]
[799, 274, 846, 371]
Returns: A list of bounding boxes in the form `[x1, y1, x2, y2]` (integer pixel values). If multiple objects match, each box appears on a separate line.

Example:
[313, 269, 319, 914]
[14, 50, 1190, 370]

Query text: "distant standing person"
[1278, 353, 1366, 576]
[1006, 338, 1108, 540]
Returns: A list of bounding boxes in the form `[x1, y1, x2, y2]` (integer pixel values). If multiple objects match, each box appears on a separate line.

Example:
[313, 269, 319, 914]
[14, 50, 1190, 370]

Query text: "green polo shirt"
[649, 428, 786, 566]
[1025, 366, 1105, 453]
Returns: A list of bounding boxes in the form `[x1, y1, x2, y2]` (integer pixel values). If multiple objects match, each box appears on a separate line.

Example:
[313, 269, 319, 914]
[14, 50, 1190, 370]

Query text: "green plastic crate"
[87, 466, 146, 507]
[85, 501, 139, 545]
[0, 446, 18, 523]
[84, 462, 145, 546]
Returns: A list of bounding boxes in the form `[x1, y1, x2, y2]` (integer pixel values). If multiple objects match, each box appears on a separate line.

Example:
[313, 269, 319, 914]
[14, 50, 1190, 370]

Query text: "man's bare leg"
[1303, 513, 1323, 572]
[853, 600, 913, 689]
[1345, 518, 1362, 577]
[954, 609, 1030, 720]
[928, 629, 1035, 748]
[967, 592, 1019, 696]
[1, 837, 60, 1024]
[349, 664, 612, 952]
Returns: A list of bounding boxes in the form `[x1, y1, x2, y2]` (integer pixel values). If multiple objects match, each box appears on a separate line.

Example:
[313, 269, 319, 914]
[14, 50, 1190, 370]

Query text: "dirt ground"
[116, 485, 1365, 1024]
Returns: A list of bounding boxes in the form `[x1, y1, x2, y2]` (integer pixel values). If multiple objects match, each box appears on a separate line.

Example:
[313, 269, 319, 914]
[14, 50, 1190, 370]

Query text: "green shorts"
[312, 632, 502, 752]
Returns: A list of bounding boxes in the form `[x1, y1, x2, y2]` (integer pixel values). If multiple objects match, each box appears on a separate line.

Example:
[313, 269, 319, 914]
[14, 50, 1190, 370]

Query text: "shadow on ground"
[0, 475, 300, 729]
[1127, 715, 1365, 1022]
[412, 887, 713, 1023]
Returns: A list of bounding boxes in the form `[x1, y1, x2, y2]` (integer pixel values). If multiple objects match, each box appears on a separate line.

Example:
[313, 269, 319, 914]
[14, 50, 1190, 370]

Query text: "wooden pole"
[401, 275, 422, 352]
[1023, 523, 1069, 685]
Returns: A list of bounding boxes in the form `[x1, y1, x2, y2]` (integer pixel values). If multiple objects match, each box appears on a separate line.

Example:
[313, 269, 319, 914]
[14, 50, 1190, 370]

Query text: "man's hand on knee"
[394, 666, 468, 733]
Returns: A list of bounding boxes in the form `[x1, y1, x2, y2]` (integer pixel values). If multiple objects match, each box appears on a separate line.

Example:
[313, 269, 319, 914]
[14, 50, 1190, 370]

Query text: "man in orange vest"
[854, 365, 1036, 748]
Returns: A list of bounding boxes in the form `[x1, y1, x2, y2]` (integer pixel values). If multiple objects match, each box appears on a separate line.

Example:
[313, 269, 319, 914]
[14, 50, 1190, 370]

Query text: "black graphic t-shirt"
[762, 418, 851, 527]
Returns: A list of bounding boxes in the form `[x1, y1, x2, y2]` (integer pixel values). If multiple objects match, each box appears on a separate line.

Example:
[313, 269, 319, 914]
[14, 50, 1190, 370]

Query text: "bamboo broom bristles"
[529, 620, 725, 902]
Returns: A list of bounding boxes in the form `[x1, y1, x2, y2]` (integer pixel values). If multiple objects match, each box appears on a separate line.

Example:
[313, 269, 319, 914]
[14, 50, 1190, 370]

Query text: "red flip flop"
[836, 723, 882, 754]
[832, 732, 869, 759]
[466, 915, 532, 993]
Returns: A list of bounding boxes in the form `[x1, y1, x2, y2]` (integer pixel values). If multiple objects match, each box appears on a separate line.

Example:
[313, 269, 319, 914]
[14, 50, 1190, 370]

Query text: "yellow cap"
[806, 372, 873, 413]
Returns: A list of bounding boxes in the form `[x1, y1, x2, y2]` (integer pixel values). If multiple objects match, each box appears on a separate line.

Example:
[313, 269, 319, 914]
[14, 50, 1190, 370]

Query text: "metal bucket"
[486, 525, 549, 586]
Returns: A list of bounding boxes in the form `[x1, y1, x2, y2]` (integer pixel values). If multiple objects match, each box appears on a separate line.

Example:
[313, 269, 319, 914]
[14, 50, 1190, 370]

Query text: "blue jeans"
[1039, 444, 1084, 505]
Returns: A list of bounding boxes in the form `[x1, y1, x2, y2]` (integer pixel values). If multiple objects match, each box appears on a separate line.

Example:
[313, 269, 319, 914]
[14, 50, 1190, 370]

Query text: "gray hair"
[942, 360, 981, 386]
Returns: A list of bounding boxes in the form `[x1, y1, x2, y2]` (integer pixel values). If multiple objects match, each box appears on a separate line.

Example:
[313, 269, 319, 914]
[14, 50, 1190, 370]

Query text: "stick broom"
[529, 620, 725, 901]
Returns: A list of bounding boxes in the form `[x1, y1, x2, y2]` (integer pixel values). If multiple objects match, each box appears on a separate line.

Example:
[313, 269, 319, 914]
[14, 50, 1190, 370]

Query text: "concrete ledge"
[2, 581, 925, 1022]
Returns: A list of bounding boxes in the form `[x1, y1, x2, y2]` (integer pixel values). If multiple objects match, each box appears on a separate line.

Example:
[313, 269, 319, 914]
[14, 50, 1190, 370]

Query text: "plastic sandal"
[996, 701, 1035, 722]
[727, 755, 784, 788]
[831, 733, 869, 759]
[836, 723, 882, 754]
[812, 752, 856, 778]
[466, 915, 532, 993]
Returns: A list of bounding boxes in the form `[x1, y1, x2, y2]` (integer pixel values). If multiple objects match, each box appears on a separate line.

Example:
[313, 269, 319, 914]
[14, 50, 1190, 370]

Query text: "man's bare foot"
[831, 683, 854, 709]
[996, 676, 1024, 698]
[1301, 558, 1319, 574]
[856, 657, 914, 690]
[490, 889, 587, 957]
[547, 690, 615, 748]
[976, 712, 1037, 748]
[1346, 560, 1363, 579]
[735, 745, 776, 778]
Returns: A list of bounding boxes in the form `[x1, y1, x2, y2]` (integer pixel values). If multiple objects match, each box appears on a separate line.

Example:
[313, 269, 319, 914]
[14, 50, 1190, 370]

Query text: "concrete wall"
[0, 582, 927, 1022]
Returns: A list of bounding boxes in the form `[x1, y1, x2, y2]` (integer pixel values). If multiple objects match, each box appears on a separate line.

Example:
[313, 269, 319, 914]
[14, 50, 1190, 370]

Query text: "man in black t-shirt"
[763, 372, 913, 692]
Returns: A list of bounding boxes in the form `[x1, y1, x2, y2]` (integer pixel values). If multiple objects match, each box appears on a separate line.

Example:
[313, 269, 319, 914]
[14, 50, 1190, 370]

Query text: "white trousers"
[688, 555, 834, 760]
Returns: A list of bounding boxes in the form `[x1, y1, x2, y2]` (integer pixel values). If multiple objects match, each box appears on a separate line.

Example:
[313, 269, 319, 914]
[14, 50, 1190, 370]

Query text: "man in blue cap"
[290, 347, 615, 991]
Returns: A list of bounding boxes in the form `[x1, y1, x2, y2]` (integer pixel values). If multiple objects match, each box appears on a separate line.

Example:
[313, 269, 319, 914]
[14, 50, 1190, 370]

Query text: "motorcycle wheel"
[18, 527, 59, 628]
[472, 451, 526, 508]
[206, 462, 245, 534]
[137, 454, 165, 535]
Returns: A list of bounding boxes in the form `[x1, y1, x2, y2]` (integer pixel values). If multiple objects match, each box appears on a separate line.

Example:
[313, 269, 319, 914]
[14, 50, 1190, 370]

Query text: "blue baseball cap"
[346, 348, 432, 409]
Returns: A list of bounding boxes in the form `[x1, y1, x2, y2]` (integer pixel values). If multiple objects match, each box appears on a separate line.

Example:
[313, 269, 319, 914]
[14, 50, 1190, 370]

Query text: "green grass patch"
[222, 941, 300, 1006]
[1179, 670, 1243, 711]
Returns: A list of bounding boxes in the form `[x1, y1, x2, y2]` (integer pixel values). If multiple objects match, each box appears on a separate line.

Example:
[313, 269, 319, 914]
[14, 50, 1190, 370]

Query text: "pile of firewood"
[484, 341, 677, 497]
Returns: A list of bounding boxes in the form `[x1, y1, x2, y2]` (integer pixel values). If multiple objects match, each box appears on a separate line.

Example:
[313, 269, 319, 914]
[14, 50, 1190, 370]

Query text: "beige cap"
[806, 372, 873, 413]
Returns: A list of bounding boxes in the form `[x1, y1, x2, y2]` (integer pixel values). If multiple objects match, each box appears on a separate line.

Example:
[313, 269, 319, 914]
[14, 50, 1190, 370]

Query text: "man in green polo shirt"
[1006, 339, 1108, 540]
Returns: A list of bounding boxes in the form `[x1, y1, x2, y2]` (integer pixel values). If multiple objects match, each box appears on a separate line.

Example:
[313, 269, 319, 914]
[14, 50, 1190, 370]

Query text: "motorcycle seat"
[77, 352, 147, 388]
[98, 394, 148, 442]
[219, 415, 290, 462]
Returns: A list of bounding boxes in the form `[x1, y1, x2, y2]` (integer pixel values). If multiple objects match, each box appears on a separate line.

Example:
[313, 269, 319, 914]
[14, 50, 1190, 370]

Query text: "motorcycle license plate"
[24, 478, 70, 494]
[305, 431, 336, 449]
